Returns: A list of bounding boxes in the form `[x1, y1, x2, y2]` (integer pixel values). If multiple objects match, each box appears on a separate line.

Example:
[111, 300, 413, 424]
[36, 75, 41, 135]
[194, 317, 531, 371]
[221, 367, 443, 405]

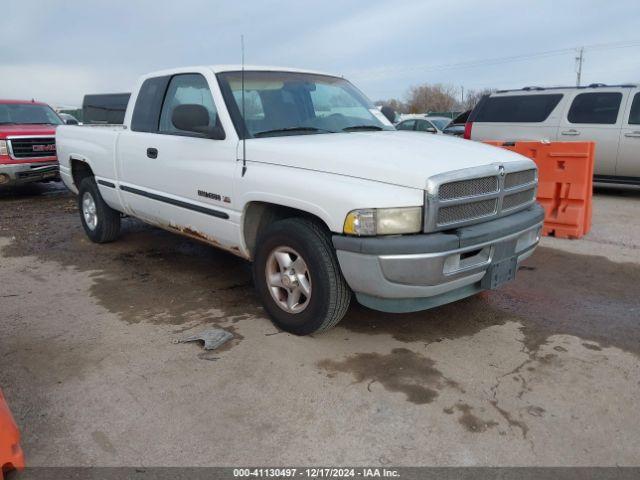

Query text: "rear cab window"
[474, 94, 563, 123]
[568, 92, 623, 124]
[131, 77, 170, 132]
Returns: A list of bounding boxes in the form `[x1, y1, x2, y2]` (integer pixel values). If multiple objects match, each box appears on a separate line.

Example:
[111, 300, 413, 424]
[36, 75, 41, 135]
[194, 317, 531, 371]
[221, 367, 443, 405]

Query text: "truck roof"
[142, 65, 338, 79]
[495, 83, 639, 94]
[0, 99, 50, 106]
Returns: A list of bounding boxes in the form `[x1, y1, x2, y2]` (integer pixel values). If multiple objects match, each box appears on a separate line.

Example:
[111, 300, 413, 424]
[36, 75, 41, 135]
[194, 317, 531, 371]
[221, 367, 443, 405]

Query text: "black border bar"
[119, 185, 229, 219]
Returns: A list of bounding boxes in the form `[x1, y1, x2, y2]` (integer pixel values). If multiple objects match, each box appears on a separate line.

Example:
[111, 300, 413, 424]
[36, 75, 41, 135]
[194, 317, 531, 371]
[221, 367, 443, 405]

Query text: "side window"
[159, 74, 218, 135]
[131, 77, 169, 132]
[628, 93, 640, 125]
[475, 94, 563, 123]
[415, 120, 434, 132]
[397, 120, 415, 131]
[568, 92, 622, 124]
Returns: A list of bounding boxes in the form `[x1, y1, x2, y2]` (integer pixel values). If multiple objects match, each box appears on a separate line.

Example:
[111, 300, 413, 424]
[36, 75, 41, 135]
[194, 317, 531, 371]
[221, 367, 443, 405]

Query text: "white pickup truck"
[57, 65, 543, 335]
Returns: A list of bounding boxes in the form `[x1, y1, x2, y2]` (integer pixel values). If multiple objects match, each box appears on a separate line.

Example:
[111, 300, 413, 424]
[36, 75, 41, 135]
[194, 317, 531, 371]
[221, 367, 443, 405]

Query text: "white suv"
[466, 84, 640, 185]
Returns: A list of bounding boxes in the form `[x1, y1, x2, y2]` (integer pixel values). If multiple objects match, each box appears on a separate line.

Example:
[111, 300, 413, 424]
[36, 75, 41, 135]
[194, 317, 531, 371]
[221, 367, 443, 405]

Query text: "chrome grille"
[437, 199, 497, 226]
[438, 176, 498, 200]
[503, 188, 536, 210]
[505, 169, 536, 189]
[425, 161, 539, 232]
[8, 137, 56, 159]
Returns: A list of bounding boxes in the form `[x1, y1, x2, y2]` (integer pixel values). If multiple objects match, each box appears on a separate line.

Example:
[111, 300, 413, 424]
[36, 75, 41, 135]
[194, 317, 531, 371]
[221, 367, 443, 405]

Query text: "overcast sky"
[2, 0, 640, 107]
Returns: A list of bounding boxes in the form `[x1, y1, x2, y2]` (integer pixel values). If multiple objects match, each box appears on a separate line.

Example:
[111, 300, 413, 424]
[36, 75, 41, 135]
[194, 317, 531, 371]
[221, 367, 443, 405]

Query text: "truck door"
[558, 89, 628, 176]
[118, 71, 239, 249]
[616, 90, 640, 180]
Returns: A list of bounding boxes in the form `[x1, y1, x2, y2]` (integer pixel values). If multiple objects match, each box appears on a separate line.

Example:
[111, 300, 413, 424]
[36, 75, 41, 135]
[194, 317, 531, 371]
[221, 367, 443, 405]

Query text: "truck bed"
[56, 124, 125, 194]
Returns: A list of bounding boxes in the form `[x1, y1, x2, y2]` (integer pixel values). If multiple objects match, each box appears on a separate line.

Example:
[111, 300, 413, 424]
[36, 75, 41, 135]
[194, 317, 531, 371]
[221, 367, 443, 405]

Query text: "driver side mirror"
[65, 118, 79, 125]
[171, 104, 225, 140]
[426, 127, 437, 134]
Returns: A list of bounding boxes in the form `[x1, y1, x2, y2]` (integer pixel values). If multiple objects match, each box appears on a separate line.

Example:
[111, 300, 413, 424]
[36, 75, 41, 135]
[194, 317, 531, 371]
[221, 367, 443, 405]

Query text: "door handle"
[561, 130, 580, 136]
[146, 147, 158, 159]
[624, 131, 640, 138]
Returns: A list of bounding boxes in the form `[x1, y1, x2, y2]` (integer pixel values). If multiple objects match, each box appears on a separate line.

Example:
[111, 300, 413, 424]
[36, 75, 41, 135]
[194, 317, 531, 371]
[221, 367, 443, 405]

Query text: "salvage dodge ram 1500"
[56, 66, 543, 335]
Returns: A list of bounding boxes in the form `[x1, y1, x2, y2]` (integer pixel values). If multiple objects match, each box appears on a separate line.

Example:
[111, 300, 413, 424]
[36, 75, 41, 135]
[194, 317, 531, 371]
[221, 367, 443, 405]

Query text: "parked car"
[442, 110, 470, 137]
[57, 65, 543, 335]
[0, 99, 62, 187]
[82, 93, 131, 124]
[396, 115, 447, 134]
[59, 113, 81, 125]
[466, 84, 640, 185]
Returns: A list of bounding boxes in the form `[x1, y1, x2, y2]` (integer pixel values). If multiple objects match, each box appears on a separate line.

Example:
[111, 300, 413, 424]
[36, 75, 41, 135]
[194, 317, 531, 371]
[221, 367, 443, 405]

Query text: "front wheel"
[253, 218, 351, 335]
[78, 177, 121, 243]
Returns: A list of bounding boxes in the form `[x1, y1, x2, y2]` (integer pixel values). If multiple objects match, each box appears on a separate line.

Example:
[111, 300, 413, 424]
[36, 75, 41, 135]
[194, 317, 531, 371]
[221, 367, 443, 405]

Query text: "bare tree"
[375, 85, 497, 116]
[405, 83, 460, 113]
[461, 88, 496, 111]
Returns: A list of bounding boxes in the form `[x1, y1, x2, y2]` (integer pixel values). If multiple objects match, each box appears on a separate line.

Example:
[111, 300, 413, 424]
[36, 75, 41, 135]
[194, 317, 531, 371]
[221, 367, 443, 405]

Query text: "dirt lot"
[1, 182, 639, 466]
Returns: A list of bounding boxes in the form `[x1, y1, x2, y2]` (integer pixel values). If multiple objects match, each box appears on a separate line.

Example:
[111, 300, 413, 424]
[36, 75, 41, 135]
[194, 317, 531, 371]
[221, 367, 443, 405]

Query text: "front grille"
[505, 169, 536, 189]
[437, 198, 497, 226]
[426, 163, 538, 231]
[503, 188, 536, 210]
[8, 137, 56, 159]
[438, 176, 498, 200]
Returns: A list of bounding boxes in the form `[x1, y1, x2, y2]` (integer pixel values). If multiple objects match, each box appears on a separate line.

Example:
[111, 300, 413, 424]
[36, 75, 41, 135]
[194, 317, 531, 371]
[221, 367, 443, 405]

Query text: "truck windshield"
[0, 103, 63, 125]
[217, 71, 394, 138]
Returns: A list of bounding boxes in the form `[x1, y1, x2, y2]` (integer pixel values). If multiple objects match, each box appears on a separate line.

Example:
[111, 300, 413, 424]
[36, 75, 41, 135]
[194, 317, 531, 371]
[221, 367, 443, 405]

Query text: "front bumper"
[333, 204, 544, 313]
[0, 162, 59, 186]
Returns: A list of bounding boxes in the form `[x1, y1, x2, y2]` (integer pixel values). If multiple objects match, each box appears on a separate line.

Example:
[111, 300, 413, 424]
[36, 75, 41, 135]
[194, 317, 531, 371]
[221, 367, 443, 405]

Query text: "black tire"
[253, 217, 351, 335]
[77, 177, 121, 243]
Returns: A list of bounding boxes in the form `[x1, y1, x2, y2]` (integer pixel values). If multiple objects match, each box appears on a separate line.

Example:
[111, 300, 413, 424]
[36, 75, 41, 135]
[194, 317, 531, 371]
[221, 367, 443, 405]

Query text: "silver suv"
[467, 84, 640, 185]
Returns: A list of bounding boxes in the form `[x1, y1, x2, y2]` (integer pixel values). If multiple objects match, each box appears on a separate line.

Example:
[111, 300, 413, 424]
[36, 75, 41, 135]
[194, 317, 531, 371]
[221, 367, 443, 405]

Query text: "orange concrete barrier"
[0, 390, 24, 479]
[486, 141, 595, 239]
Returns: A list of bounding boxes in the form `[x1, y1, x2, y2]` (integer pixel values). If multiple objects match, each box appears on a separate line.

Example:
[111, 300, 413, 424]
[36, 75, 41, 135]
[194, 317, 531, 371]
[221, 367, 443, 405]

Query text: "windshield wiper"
[342, 125, 383, 132]
[253, 126, 335, 137]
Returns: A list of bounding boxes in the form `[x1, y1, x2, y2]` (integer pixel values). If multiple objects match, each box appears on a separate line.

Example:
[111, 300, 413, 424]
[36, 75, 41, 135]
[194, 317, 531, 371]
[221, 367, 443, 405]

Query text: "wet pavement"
[1, 182, 639, 466]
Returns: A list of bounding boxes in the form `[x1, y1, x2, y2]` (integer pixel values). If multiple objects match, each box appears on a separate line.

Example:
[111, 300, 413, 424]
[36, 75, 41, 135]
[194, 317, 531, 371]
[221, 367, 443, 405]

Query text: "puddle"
[318, 348, 459, 405]
[451, 403, 499, 433]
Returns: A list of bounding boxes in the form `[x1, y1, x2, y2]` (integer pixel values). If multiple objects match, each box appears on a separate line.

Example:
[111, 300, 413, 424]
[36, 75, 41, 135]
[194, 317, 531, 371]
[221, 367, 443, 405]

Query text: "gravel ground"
[1, 182, 639, 466]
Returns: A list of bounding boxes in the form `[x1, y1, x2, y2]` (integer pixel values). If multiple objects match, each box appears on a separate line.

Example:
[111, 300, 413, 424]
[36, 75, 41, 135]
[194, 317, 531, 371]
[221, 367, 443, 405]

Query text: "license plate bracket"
[481, 256, 518, 290]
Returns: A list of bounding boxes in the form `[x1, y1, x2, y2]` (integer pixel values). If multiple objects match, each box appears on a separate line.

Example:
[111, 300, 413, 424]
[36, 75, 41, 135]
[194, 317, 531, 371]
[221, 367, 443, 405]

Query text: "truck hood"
[243, 131, 531, 190]
[0, 124, 58, 139]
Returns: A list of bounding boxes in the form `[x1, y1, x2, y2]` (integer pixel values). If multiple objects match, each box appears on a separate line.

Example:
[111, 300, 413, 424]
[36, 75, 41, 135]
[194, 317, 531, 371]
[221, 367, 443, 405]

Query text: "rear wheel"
[253, 218, 351, 335]
[78, 177, 121, 243]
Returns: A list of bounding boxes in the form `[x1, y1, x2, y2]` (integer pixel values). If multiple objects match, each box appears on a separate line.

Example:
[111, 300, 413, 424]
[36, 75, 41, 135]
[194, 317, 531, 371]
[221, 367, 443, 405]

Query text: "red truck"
[0, 99, 64, 187]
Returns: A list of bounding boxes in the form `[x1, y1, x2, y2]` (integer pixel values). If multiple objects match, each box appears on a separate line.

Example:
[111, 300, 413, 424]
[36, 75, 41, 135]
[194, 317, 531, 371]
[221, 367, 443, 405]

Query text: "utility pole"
[575, 47, 584, 86]
[460, 86, 464, 107]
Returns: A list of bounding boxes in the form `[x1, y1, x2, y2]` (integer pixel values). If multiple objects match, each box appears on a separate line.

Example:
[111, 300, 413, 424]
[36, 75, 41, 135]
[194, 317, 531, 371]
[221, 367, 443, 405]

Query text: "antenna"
[241, 34, 247, 177]
[575, 47, 584, 87]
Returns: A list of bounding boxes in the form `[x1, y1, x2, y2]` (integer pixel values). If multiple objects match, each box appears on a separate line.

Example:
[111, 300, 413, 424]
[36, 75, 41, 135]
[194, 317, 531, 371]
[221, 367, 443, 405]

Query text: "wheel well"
[70, 159, 94, 189]
[243, 202, 331, 259]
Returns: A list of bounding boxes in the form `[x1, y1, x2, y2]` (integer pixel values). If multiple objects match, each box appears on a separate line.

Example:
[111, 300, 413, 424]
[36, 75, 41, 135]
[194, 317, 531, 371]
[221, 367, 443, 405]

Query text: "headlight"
[0, 140, 7, 156]
[343, 207, 423, 236]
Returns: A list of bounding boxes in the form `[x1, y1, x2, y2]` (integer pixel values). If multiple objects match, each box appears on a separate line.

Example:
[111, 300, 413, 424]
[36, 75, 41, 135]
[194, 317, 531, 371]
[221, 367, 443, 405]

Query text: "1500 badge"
[198, 190, 231, 203]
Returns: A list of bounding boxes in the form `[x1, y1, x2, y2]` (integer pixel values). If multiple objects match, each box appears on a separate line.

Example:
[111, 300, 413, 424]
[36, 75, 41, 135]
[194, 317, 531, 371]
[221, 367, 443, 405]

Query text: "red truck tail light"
[463, 122, 473, 140]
